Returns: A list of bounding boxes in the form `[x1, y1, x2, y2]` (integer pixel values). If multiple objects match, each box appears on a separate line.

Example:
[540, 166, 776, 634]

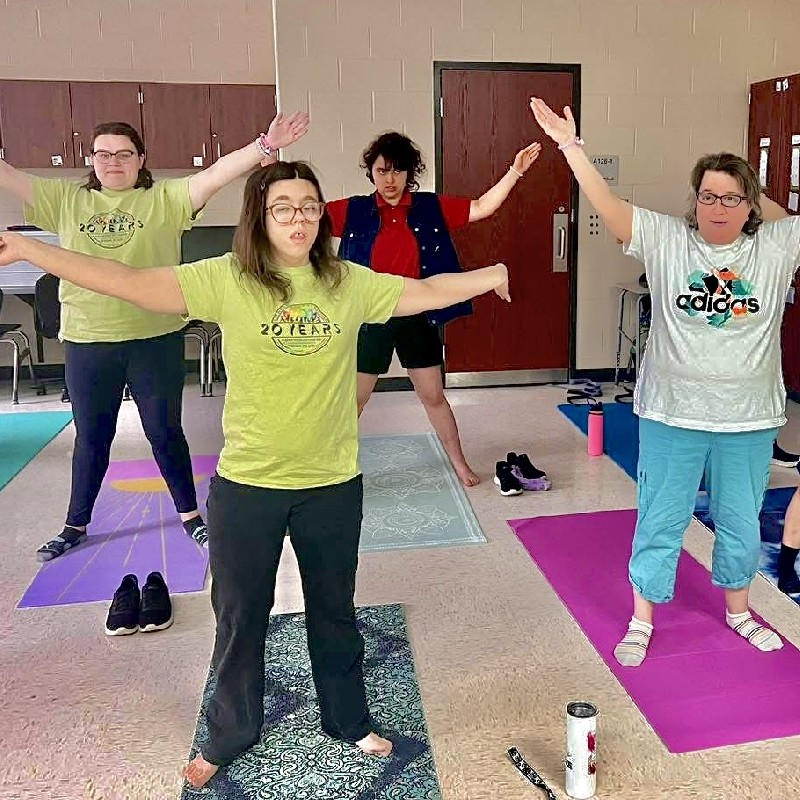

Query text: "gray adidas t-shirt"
[624, 207, 800, 432]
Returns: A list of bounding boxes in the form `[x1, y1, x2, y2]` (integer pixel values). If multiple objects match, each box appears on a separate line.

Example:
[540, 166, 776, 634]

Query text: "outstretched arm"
[0, 232, 186, 315]
[393, 263, 509, 316]
[0, 158, 34, 207]
[530, 98, 633, 243]
[187, 111, 309, 212]
[469, 143, 541, 222]
[761, 193, 790, 222]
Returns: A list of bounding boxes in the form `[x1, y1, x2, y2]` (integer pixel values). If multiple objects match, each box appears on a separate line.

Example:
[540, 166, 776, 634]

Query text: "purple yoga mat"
[18, 455, 218, 609]
[510, 509, 800, 753]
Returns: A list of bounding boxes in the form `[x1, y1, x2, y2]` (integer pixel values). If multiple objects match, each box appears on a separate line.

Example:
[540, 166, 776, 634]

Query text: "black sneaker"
[507, 452, 553, 491]
[35, 525, 88, 562]
[105, 574, 140, 636]
[183, 516, 209, 548]
[139, 571, 173, 632]
[771, 442, 800, 468]
[493, 461, 523, 496]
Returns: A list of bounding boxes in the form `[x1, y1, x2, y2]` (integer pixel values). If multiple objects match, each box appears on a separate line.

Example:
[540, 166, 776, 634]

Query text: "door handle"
[216, 142, 221, 160]
[552, 213, 568, 273]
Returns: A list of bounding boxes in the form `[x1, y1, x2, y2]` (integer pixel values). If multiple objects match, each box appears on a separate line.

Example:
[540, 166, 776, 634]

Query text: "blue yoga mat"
[559, 401, 639, 480]
[0, 411, 73, 491]
[558, 402, 800, 602]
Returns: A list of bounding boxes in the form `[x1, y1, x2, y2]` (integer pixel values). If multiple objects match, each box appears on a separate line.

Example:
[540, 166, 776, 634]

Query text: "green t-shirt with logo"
[24, 176, 194, 342]
[175, 254, 405, 489]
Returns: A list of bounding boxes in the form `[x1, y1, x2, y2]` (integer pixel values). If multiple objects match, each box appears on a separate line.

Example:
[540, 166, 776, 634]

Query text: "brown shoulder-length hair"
[232, 161, 345, 302]
[82, 122, 154, 191]
[685, 152, 763, 236]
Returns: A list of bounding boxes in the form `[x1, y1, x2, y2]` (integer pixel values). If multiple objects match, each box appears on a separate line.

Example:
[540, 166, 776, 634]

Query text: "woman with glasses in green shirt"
[0, 111, 308, 561]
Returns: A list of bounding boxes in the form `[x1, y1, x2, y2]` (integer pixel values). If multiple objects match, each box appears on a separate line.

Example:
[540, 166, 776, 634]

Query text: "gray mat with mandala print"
[181, 604, 442, 800]
[358, 432, 485, 551]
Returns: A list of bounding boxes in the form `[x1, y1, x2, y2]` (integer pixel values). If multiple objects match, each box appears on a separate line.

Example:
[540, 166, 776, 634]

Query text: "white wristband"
[558, 137, 585, 151]
[509, 166, 524, 178]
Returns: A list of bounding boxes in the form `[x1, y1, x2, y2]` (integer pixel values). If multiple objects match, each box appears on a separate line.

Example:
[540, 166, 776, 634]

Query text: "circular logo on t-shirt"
[262, 303, 341, 356]
[80, 208, 141, 249]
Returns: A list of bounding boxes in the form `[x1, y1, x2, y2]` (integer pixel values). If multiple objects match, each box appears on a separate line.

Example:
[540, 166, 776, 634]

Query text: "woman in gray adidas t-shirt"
[531, 97, 799, 667]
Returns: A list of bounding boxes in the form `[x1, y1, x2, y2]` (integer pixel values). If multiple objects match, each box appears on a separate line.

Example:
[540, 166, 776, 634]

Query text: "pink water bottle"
[587, 401, 604, 456]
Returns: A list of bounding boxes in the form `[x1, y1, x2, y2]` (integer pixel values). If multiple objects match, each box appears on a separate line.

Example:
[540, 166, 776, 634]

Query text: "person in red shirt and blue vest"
[326, 131, 541, 486]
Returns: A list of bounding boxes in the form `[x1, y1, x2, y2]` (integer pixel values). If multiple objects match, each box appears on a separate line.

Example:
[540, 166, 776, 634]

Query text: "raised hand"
[265, 111, 310, 150]
[529, 98, 576, 147]
[493, 263, 510, 302]
[0, 231, 26, 266]
[512, 142, 542, 175]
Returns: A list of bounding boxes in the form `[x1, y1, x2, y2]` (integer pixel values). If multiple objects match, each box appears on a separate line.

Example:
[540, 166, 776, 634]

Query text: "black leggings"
[64, 331, 197, 527]
[203, 473, 370, 766]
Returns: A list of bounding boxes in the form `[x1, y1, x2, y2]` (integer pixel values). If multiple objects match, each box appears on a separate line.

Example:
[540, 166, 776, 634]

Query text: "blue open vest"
[337, 192, 472, 326]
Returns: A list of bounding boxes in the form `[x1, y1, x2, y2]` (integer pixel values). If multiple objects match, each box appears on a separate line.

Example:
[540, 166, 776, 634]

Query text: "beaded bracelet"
[509, 165, 524, 178]
[255, 133, 277, 159]
[558, 137, 585, 151]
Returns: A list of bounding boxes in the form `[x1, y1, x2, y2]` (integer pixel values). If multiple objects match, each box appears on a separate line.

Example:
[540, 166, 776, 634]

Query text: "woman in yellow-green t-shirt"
[0, 160, 510, 788]
[0, 112, 308, 565]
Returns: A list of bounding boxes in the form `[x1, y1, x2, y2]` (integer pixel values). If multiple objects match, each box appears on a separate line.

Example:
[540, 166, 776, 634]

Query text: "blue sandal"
[36, 527, 88, 562]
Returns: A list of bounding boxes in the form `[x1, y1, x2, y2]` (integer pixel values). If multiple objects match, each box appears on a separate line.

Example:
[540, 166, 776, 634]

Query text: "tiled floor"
[1, 383, 799, 800]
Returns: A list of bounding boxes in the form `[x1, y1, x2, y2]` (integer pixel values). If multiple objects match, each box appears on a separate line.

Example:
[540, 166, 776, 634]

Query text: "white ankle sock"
[726, 610, 783, 652]
[613, 616, 653, 667]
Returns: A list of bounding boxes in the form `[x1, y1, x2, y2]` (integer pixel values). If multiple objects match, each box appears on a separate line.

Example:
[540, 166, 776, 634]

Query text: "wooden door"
[209, 84, 276, 161]
[69, 82, 142, 168]
[747, 78, 787, 206]
[0, 80, 73, 167]
[438, 66, 576, 379]
[140, 83, 211, 169]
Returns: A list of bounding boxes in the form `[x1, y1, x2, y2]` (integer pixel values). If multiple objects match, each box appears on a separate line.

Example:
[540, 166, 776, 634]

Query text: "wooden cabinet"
[747, 78, 787, 206]
[748, 74, 800, 393]
[69, 82, 141, 168]
[0, 80, 276, 169]
[140, 83, 212, 170]
[210, 84, 276, 161]
[0, 80, 73, 168]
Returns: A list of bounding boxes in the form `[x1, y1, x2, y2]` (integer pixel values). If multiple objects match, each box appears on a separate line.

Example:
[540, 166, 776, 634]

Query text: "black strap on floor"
[507, 747, 559, 800]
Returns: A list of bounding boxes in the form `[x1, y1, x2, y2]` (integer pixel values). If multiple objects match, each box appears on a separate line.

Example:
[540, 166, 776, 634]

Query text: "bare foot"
[183, 754, 219, 788]
[454, 463, 480, 488]
[356, 732, 393, 757]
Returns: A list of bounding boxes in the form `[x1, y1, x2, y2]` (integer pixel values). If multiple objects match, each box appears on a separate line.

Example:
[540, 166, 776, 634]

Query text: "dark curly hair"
[360, 131, 426, 192]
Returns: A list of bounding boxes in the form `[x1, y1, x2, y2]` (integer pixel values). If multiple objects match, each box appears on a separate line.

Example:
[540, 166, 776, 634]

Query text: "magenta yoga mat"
[18, 455, 217, 609]
[510, 509, 800, 753]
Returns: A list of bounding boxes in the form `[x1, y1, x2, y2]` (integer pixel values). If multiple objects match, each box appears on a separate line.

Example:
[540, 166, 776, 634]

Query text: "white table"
[0, 231, 58, 360]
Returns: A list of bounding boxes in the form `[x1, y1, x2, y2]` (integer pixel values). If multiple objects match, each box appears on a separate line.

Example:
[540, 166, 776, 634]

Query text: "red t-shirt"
[326, 191, 471, 279]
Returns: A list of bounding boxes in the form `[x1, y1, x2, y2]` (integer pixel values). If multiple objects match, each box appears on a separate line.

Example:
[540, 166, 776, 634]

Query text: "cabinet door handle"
[216, 142, 221, 160]
[558, 226, 566, 260]
[202, 142, 206, 159]
[78, 140, 83, 158]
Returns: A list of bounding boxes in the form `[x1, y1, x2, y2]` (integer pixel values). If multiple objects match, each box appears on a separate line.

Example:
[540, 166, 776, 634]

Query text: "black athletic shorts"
[357, 313, 443, 375]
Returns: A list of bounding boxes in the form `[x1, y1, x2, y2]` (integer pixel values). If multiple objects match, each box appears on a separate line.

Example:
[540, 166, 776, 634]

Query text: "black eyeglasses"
[91, 150, 137, 163]
[267, 202, 325, 224]
[696, 190, 747, 208]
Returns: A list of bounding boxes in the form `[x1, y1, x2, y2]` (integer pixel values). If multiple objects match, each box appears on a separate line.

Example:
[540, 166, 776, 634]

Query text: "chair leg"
[199, 339, 209, 397]
[11, 340, 19, 404]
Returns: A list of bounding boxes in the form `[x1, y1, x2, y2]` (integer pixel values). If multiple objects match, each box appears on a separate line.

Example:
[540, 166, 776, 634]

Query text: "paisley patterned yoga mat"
[181, 604, 441, 800]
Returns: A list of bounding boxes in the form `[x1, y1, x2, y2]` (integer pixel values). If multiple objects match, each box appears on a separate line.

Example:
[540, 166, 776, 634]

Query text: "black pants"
[203, 473, 370, 767]
[64, 331, 197, 527]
